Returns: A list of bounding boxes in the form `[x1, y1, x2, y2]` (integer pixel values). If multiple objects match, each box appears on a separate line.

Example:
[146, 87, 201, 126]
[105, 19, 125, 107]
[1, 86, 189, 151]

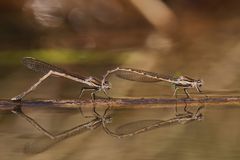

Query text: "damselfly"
[11, 57, 111, 101]
[103, 67, 203, 98]
[102, 106, 204, 138]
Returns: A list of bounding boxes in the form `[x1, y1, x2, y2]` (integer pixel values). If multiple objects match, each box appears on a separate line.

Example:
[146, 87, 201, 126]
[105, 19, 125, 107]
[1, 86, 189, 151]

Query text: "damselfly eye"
[103, 81, 111, 89]
[197, 80, 203, 87]
[197, 113, 204, 120]
[104, 81, 109, 85]
[105, 116, 112, 123]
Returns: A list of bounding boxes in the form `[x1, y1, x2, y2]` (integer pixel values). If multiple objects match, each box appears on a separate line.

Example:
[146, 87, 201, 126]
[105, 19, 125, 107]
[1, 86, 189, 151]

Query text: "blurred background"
[1, 1, 240, 159]
[1, 0, 240, 99]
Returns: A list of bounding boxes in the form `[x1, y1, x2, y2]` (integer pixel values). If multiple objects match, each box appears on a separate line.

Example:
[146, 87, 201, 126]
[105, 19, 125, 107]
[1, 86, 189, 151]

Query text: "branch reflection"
[11, 103, 204, 153]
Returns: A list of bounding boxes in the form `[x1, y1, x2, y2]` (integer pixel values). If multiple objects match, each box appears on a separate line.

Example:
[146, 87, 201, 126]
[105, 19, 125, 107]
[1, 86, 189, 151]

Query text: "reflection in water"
[104, 105, 204, 138]
[11, 104, 112, 153]
[11, 103, 204, 153]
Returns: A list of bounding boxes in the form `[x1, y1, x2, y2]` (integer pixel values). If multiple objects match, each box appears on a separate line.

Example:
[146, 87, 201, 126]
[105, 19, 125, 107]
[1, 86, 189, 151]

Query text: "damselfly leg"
[184, 88, 190, 98]
[79, 87, 98, 100]
[173, 86, 180, 98]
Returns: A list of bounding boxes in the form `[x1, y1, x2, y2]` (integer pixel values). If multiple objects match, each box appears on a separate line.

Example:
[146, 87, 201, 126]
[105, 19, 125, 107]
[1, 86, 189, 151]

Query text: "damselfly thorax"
[103, 67, 203, 98]
[11, 57, 111, 101]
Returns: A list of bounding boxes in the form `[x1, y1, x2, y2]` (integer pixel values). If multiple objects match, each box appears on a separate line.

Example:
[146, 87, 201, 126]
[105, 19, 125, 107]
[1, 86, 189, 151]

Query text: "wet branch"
[1, 96, 240, 110]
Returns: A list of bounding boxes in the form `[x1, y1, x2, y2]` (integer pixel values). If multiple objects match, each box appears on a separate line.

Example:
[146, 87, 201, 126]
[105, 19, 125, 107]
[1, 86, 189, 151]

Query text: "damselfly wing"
[115, 68, 175, 83]
[22, 57, 89, 81]
[115, 120, 164, 135]
[113, 110, 203, 137]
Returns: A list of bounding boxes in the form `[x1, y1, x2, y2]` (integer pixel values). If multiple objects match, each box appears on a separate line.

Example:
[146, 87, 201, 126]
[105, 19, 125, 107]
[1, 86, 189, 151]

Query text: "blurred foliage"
[0, 49, 128, 66]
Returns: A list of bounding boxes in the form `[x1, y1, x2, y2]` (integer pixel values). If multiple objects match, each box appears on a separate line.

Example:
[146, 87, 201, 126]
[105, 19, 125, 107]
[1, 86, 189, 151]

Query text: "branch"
[1, 96, 240, 110]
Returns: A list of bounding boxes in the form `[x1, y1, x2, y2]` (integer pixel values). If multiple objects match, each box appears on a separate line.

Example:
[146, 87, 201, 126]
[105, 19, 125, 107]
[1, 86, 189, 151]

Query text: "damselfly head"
[102, 80, 111, 90]
[191, 79, 202, 87]
[102, 115, 112, 124]
[105, 116, 112, 124]
[196, 113, 204, 121]
[196, 79, 203, 88]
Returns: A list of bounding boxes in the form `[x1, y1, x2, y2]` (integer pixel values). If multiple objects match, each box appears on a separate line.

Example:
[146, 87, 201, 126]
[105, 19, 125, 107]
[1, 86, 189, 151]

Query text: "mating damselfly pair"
[11, 57, 203, 101]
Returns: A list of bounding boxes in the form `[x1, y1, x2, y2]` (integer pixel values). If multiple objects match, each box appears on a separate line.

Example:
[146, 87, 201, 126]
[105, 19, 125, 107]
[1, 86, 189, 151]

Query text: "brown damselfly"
[103, 67, 204, 98]
[11, 57, 111, 101]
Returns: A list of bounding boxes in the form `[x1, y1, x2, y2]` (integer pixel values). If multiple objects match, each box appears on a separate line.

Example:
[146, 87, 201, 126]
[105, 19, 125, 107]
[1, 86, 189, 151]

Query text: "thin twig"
[1, 96, 240, 110]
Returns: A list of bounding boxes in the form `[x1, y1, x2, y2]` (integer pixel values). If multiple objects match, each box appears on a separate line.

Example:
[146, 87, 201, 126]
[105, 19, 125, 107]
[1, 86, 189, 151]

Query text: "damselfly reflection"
[12, 104, 112, 140]
[102, 105, 204, 138]
[103, 67, 204, 98]
[11, 104, 112, 153]
[11, 57, 111, 101]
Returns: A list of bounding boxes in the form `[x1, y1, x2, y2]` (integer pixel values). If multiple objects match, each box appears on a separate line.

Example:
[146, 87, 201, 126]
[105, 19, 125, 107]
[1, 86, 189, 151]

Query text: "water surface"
[1, 104, 240, 160]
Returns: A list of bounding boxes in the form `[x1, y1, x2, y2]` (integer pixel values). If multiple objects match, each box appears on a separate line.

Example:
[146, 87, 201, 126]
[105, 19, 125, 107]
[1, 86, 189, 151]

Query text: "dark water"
[0, 104, 240, 160]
